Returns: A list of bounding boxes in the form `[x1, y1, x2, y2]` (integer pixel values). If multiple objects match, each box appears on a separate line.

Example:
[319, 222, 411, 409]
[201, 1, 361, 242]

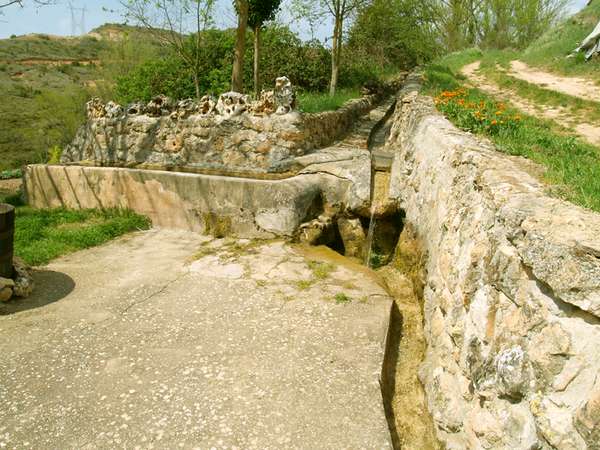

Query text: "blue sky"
[0, 0, 591, 40]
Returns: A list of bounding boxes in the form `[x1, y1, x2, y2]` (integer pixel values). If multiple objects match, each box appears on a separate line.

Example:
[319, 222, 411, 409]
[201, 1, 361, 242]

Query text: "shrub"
[47, 145, 63, 164]
[0, 169, 22, 180]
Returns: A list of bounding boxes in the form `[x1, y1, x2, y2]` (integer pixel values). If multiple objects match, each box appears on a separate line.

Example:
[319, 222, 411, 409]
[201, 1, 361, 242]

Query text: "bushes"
[115, 58, 198, 103]
[113, 25, 334, 102]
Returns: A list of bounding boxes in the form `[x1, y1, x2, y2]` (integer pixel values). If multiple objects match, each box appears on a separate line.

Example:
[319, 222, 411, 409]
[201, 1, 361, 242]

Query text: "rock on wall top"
[60, 77, 385, 175]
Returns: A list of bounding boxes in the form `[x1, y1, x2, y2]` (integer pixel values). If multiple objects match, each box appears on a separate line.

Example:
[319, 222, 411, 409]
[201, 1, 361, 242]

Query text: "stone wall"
[387, 84, 600, 449]
[60, 85, 386, 175]
[24, 141, 371, 239]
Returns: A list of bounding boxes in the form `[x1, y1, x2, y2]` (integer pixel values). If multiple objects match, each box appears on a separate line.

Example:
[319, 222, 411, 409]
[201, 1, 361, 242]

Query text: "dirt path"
[0, 230, 394, 448]
[509, 60, 600, 103]
[0, 58, 99, 66]
[461, 61, 600, 146]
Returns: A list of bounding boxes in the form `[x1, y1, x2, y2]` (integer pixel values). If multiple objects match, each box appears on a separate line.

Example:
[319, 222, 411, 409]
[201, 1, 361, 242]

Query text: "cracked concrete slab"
[0, 229, 393, 449]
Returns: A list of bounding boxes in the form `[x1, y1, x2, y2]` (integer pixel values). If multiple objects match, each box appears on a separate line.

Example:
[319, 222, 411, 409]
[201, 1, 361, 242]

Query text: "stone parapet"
[387, 81, 600, 449]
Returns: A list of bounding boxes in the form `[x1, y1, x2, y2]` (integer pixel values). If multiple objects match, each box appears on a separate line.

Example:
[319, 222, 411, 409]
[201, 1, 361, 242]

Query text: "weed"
[307, 260, 335, 280]
[296, 279, 314, 290]
[47, 145, 63, 164]
[334, 292, 352, 304]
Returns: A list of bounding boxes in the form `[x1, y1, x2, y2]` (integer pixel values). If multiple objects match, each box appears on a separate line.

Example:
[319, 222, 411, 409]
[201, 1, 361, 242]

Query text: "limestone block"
[337, 217, 366, 258]
[216, 92, 249, 117]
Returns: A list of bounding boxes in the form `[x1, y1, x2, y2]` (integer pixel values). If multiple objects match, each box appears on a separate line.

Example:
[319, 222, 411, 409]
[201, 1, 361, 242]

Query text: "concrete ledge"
[24, 164, 322, 238]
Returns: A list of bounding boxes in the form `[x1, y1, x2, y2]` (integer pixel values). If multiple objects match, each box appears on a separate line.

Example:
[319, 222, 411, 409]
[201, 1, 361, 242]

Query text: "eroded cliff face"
[387, 85, 600, 449]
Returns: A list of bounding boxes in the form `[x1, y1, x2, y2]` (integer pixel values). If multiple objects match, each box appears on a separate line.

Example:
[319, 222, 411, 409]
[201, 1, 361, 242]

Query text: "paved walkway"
[0, 230, 393, 449]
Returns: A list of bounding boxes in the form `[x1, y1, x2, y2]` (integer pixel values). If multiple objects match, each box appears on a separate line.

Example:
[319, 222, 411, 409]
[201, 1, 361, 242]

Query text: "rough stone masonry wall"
[387, 86, 600, 449]
[60, 91, 384, 175]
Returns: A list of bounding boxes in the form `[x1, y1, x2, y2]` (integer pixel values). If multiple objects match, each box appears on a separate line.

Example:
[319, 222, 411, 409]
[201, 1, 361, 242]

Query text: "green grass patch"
[6, 206, 150, 266]
[0, 168, 22, 180]
[424, 59, 600, 212]
[307, 260, 335, 280]
[298, 89, 360, 113]
[296, 279, 314, 290]
[334, 292, 352, 304]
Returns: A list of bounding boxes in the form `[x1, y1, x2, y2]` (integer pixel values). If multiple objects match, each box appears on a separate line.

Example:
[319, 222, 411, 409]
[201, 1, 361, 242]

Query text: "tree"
[246, 0, 282, 96]
[434, 0, 568, 50]
[121, 0, 215, 99]
[0, 0, 55, 8]
[294, 0, 371, 96]
[231, 0, 249, 93]
[347, 0, 439, 68]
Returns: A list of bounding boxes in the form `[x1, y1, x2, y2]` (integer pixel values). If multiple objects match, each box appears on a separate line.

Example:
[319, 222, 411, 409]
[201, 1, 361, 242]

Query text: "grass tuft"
[307, 260, 335, 280]
[297, 89, 360, 113]
[334, 292, 352, 304]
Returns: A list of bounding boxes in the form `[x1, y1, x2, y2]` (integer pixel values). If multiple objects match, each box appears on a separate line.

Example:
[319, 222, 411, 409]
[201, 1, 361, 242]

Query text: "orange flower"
[491, 120, 498, 125]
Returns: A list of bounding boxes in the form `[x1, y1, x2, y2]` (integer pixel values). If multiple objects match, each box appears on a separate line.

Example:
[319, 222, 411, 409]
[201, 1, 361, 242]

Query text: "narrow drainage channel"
[296, 91, 440, 448]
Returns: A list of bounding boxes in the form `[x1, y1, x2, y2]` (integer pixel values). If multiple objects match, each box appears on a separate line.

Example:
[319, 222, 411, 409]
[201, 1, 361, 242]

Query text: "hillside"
[0, 24, 157, 171]
[423, 2, 600, 213]
[522, 0, 600, 80]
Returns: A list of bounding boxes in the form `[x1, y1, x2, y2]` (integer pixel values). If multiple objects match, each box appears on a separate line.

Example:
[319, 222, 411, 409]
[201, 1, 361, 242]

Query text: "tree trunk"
[193, 71, 201, 100]
[329, 14, 342, 97]
[231, 0, 249, 93]
[253, 25, 261, 97]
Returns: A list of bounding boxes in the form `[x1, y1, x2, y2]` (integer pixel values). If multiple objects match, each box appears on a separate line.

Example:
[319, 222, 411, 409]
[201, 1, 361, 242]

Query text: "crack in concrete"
[120, 271, 189, 314]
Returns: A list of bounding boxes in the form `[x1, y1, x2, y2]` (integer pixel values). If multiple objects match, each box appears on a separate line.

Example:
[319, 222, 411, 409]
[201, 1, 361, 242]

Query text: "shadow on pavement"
[0, 270, 75, 315]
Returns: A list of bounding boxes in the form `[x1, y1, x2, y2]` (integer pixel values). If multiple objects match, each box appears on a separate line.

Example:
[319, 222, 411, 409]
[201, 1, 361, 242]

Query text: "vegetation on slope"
[424, 58, 600, 212]
[522, 0, 600, 80]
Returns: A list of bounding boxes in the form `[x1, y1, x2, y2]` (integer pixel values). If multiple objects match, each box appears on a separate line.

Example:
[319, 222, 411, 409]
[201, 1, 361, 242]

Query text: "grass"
[307, 260, 335, 280]
[474, 49, 600, 122]
[424, 59, 600, 212]
[334, 292, 352, 304]
[521, 0, 600, 82]
[0, 169, 22, 180]
[297, 88, 360, 113]
[0, 192, 150, 266]
[296, 279, 314, 290]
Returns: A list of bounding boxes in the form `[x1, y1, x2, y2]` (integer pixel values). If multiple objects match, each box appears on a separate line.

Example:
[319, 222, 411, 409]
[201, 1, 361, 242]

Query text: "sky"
[0, 0, 591, 40]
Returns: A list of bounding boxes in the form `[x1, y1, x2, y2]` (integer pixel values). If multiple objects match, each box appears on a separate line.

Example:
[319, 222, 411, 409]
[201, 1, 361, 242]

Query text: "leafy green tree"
[435, 0, 568, 50]
[231, 0, 249, 93]
[293, 0, 371, 96]
[0, 0, 55, 9]
[247, 0, 282, 95]
[121, 0, 216, 99]
[347, 0, 439, 69]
